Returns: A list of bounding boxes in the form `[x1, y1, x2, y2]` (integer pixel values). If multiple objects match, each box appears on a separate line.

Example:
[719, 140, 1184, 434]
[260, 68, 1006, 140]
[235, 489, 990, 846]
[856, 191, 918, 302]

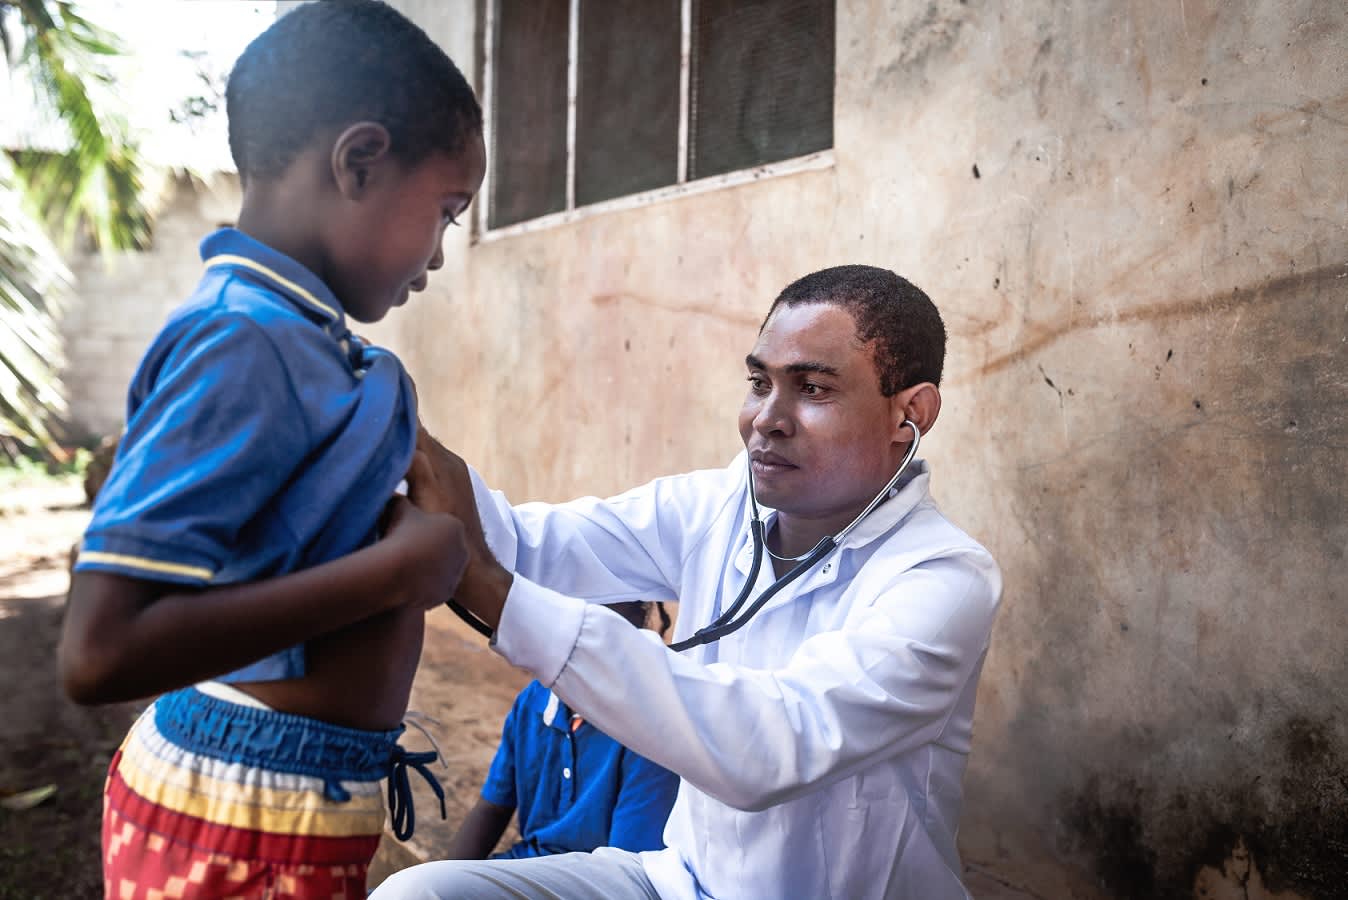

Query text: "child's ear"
[331, 122, 393, 199]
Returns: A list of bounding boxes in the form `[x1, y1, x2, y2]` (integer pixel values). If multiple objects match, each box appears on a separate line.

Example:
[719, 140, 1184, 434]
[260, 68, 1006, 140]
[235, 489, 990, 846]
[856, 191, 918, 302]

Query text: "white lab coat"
[473, 455, 1002, 900]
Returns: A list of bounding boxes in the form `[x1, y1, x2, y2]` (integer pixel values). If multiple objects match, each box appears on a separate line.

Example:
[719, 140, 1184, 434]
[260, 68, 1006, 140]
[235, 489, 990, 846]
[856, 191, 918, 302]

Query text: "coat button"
[563, 767, 571, 779]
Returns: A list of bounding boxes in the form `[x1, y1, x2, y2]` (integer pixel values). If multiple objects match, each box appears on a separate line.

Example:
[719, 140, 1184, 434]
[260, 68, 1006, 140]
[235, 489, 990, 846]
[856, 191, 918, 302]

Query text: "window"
[482, 0, 835, 234]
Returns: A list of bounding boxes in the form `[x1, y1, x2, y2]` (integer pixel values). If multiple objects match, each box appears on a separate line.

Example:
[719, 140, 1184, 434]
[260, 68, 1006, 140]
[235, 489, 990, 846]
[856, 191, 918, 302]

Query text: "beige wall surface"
[375, 2, 1346, 897]
[60, 174, 241, 438]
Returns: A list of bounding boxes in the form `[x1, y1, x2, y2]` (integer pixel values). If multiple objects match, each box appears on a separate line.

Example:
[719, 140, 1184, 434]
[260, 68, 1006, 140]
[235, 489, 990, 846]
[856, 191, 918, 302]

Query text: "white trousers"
[370, 848, 663, 900]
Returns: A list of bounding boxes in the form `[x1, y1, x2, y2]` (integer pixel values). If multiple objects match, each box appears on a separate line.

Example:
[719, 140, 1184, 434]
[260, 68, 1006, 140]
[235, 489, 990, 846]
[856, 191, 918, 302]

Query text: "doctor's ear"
[891, 383, 941, 442]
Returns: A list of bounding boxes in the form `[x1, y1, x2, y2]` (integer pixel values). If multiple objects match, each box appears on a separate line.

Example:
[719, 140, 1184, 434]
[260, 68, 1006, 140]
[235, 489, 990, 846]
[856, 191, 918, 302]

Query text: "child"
[446, 603, 679, 861]
[58, 2, 484, 896]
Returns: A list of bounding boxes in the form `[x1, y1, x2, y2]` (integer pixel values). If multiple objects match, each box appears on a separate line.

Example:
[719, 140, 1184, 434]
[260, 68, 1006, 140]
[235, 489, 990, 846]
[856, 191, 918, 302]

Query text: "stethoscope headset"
[447, 421, 922, 651]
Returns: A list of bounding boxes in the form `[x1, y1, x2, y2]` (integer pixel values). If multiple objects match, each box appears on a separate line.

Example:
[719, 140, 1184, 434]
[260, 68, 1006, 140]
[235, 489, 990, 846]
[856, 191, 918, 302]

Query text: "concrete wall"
[60, 173, 241, 438]
[377, 2, 1347, 897]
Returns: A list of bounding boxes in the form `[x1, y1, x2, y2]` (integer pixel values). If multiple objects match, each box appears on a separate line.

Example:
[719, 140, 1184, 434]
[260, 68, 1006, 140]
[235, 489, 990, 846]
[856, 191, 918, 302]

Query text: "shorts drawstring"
[387, 745, 446, 841]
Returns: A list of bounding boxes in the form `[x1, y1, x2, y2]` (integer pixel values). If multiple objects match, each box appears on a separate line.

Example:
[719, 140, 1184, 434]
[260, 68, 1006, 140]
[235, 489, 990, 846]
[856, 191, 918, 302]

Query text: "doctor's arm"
[415, 427, 722, 609]
[410, 431, 999, 810]
[468, 552, 999, 812]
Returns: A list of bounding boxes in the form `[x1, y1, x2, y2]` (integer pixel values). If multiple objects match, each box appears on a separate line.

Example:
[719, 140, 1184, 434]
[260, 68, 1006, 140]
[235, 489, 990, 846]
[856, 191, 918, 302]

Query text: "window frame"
[475, 0, 835, 242]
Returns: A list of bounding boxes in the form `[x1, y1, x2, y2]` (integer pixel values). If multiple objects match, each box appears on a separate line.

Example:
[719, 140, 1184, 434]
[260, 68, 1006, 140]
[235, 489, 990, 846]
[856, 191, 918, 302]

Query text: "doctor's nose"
[427, 241, 445, 272]
[752, 393, 795, 437]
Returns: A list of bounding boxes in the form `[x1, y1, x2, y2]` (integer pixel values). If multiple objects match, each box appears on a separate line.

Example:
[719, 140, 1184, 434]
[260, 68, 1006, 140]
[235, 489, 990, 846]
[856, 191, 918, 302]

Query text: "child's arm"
[444, 797, 515, 860]
[444, 688, 524, 858]
[60, 489, 465, 705]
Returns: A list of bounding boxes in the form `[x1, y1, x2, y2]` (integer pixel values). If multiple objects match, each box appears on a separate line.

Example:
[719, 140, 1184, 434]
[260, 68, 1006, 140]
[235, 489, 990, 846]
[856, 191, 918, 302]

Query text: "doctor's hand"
[381, 485, 468, 613]
[408, 426, 514, 629]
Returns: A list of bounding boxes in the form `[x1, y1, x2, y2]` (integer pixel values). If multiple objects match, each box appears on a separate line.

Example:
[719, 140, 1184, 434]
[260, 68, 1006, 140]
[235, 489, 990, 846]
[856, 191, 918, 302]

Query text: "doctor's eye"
[746, 374, 769, 394]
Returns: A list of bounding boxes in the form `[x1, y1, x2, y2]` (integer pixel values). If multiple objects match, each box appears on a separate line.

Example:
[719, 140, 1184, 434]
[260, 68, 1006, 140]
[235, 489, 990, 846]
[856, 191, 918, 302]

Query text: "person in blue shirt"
[57, 2, 483, 896]
[446, 602, 679, 861]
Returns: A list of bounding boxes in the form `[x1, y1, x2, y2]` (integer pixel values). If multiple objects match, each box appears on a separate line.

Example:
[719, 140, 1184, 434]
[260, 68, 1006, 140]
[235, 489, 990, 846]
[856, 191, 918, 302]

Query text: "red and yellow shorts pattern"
[102, 690, 396, 899]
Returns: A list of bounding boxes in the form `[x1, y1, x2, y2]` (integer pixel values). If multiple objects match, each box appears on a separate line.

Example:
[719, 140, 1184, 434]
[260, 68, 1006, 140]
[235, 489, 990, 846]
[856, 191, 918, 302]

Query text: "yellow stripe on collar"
[203, 254, 340, 322]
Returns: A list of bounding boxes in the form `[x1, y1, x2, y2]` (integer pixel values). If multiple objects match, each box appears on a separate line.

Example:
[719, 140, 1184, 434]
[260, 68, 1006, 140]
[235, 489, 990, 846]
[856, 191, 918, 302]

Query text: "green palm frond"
[0, 151, 69, 460]
[7, 0, 151, 251]
[0, 0, 150, 460]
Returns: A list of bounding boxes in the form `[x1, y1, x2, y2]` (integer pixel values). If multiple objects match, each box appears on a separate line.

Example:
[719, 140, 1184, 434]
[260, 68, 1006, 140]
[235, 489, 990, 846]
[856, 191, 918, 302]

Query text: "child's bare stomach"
[238, 605, 425, 732]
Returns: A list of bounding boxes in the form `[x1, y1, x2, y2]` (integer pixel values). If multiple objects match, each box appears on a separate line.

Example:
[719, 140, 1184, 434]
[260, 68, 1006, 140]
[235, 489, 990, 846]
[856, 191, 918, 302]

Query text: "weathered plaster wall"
[380, 2, 1347, 896]
[60, 173, 240, 437]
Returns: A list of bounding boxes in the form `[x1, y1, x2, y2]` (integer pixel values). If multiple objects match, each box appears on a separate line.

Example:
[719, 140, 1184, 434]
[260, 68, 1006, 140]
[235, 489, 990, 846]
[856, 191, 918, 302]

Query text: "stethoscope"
[447, 421, 922, 650]
[668, 419, 920, 651]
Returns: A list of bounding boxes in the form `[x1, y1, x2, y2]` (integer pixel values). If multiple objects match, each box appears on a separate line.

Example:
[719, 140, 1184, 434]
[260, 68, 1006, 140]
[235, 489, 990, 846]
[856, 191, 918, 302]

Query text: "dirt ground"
[0, 477, 135, 900]
[0, 477, 1039, 899]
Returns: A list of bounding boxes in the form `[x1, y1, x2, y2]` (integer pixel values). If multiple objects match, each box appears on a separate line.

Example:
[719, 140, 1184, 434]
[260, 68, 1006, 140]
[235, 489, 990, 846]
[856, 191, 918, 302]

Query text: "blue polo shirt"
[483, 681, 679, 859]
[75, 228, 418, 683]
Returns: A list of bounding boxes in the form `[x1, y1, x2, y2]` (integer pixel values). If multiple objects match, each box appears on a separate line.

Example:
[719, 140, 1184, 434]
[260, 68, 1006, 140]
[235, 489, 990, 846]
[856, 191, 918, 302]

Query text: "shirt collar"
[834, 459, 931, 550]
[199, 228, 347, 334]
[540, 689, 572, 731]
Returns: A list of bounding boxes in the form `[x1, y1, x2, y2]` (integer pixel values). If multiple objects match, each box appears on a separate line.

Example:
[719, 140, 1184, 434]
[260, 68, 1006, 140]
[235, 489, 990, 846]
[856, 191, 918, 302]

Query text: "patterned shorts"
[102, 687, 403, 900]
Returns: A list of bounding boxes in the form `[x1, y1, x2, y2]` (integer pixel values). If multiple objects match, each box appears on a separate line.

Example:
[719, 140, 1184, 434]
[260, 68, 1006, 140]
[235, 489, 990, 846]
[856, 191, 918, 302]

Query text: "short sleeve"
[481, 696, 521, 809]
[75, 312, 310, 586]
[607, 749, 679, 851]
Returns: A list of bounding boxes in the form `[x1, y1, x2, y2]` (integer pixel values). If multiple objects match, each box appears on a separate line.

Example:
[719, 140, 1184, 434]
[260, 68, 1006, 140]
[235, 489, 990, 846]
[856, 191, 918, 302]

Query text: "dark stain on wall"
[1064, 778, 1157, 898]
[979, 255, 1348, 899]
[1258, 718, 1348, 894]
[1062, 717, 1348, 899]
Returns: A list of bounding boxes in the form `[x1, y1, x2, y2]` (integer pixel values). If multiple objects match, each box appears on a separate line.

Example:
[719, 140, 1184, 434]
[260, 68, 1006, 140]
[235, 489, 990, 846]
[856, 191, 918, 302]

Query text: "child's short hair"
[766, 266, 947, 394]
[226, 0, 483, 182]
[610, 601, 671, 638]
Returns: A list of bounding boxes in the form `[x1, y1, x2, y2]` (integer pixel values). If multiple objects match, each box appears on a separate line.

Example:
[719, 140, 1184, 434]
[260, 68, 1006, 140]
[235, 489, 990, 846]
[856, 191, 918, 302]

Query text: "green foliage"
[2, 0, 151, 250]
[0, 0, 150, 460]
[0, 445, 89, 492]
[0, 152, 70, 461]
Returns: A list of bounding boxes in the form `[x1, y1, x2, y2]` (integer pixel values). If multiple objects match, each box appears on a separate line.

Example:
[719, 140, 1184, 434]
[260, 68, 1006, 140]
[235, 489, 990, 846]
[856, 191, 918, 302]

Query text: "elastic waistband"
[154, 688, 404, 783]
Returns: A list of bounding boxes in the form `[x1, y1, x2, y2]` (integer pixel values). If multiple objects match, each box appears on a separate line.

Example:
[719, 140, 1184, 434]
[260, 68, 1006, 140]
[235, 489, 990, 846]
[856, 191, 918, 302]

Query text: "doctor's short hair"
[766, 266, 946, 394]
[226, 0, 482, 183]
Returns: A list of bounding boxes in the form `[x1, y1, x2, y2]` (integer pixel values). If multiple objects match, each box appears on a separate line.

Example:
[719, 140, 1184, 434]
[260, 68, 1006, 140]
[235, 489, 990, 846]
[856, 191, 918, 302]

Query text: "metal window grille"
[689, 0, 834, 180]
[483, 0, 835, 233]
[575, 0, 682, 206]
[488, 0, 570, 228]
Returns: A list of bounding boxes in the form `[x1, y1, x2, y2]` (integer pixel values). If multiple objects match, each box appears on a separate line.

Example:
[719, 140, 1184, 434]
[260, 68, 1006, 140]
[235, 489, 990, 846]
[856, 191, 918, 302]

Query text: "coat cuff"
[492, 576, 587, 687]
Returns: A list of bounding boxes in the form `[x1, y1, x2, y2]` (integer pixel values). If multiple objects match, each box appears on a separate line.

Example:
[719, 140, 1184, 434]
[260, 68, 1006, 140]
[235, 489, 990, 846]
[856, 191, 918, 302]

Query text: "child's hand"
[381, 493, 468, 611]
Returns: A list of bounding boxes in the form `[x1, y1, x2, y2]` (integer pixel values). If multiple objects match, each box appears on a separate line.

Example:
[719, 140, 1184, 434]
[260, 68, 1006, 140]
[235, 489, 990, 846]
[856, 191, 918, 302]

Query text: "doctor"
[377, 265, 1002, 900]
